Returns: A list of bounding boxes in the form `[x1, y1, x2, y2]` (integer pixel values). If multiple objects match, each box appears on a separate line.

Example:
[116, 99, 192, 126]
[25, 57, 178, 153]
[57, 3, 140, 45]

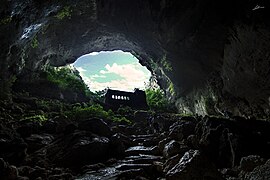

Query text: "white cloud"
[102, 63, 149, 82]
[75, 62, 151, 92]
[91, 74, 106, 78]
[88, 63, 150, 92]
[82, 50, 130, 57]
[100, 70, 107, 74]
[76, 67, 87, 72]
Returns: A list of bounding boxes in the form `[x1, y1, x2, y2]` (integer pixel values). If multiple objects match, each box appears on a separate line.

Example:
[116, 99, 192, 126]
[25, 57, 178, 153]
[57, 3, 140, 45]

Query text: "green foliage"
[111, 116, 131, 124]
[149, 58, 158, 71]
[145, 88, 170, 111]
[55, 6, 72, 20]
[45, 66, 89, 94]
[160, 54, 173, 72]
[31, 36, 38, 48]
[20, 115, 48, 125]
[0, 16, 12, 25]
[64, 104, 132, 124]
[168, 82, 175, 95]
[36, 98, 66, 112]
[117, 106, 133, 115]
[90, 89, 107, 102]
[67, 104, 108, 120]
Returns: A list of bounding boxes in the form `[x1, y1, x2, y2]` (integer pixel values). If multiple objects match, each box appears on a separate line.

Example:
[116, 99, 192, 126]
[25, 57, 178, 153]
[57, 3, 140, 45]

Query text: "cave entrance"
[73, 50, 151, 92]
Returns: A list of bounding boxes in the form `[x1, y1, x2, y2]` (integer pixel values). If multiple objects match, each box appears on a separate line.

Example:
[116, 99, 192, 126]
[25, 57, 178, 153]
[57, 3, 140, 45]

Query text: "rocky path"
[77, 133, 165, 180]
[1, 105, 270, 180]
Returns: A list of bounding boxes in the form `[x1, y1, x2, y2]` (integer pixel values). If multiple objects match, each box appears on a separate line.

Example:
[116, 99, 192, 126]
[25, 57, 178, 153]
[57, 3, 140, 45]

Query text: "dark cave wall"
[1, 0, 270, 117]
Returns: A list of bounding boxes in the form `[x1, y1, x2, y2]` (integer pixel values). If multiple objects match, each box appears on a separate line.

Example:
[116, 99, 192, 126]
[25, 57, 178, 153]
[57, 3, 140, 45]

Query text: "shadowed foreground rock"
[166, 150, 223, 180]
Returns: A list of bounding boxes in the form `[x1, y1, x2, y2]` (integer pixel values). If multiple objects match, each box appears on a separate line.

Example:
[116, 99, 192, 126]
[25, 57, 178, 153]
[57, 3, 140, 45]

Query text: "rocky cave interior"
[1, 0, 270, 179]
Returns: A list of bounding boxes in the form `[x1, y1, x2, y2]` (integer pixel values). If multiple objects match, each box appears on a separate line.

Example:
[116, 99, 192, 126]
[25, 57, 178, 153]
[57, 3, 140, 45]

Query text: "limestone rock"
[78, 118, 112, 137]
[168, 121, 196, 141]
[166, 150, 223, 180]
[163, 154, 181, 173]
[25, 134, 54, 153]
[239, 155, 265, 172]
[243, 159, 270, 180]
[163, 140, 188, 159]
[0, 158, 18, 180]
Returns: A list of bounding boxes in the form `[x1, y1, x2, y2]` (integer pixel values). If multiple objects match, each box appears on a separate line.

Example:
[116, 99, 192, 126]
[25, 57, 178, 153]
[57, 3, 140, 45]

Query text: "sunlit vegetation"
[31, 36, 38, 48]
[64, 103, 132, 124]
[20, 114, 48, 125]
[45, 66, 90, 95]
[160, 54, 173, 72]
[55, 6, 72, 20]
[0, 16, 12, 25]
[145, 88, 175, 112]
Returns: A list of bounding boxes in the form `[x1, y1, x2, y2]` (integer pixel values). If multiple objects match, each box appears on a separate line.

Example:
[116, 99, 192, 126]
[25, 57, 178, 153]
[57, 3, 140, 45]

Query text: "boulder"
[25, 134, 54, 153]
[239, 155, 265, 172]
[158, 138, 171, 152]
[45, 131, 111, 169]
[16, 121, 41, 138]
[166, 150, 223, 180]
[109, 134, 126, 158]
[169, 121, 196, 141]
[0, 123, 27, 164]
[163, 140, 188, 158]
[195, 118, 240, 168]
[78, 118, 112, 137]
[195, 117, 270, 168]
[243, 159, 270, 180]
[0, 158, 18, 180]
[163, 154, 181, 173]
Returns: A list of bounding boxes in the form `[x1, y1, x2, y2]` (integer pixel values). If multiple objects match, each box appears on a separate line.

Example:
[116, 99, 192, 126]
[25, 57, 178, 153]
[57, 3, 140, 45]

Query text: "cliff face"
[1, 0, 270, 117]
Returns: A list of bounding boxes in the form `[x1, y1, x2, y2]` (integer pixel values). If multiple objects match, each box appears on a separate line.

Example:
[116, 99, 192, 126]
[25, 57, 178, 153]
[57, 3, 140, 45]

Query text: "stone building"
[105, 89, 148, 110]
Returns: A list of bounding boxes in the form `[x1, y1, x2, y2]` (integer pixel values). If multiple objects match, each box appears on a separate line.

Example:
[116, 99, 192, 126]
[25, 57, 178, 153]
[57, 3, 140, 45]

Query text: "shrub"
[64, 103, 132, 124]
[117, 106, 133, 115]
[45, 66, 90, 95]
[145, 88, 175, 112]
[20, 115, 48, 125]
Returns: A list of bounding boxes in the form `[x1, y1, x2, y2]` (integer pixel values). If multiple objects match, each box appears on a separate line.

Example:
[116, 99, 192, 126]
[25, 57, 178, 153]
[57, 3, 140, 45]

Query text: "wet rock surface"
[1, 98, 270, 180]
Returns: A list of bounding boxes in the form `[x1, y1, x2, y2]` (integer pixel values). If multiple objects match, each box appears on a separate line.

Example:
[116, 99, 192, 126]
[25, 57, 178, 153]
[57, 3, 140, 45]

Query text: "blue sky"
[73, 50, 151, 92]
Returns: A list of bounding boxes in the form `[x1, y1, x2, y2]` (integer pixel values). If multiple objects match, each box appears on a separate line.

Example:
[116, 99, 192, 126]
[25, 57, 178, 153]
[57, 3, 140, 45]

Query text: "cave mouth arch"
[73, 50, 152, 92]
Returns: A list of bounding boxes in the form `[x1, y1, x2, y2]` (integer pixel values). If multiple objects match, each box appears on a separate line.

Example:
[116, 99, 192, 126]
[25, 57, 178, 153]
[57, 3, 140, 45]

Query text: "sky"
[73, 50, 151, 92]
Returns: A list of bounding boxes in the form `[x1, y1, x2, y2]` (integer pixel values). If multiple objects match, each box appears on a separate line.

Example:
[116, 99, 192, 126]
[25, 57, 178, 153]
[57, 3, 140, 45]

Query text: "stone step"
[125, 146, 160, 156]
[115, 163, 153, 171]
[77, 166, 147, 180]
[111, 168, 145, 180]
[120, 155, 163, 165]
[125, 154, 162, 160]
[134, 137, 161, 147]
[130, 134, 157, 139]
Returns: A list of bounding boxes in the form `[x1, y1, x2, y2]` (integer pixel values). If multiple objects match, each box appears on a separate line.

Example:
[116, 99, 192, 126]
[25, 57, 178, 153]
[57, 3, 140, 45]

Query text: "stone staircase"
[76, 132, 165, 180]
